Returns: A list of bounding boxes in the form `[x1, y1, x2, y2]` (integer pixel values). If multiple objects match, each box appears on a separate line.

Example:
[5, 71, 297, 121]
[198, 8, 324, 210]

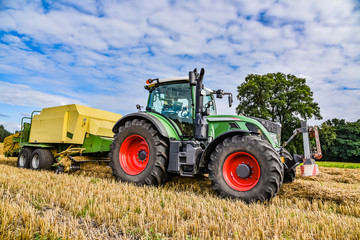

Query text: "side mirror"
[228, 93, 233, 107]
[214, 89, 233, 107]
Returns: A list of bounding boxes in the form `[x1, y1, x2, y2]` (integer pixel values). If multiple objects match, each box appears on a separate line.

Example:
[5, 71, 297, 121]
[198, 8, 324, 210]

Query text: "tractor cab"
[145, 77, 217, 137]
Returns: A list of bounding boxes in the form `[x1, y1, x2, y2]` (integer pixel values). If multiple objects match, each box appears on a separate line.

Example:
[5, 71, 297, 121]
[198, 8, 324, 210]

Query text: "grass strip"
[316, 161, 360, 169]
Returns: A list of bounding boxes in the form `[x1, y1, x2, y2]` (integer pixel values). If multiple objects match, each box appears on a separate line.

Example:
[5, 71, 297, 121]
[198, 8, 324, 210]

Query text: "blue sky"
[0, 0, 360, 132]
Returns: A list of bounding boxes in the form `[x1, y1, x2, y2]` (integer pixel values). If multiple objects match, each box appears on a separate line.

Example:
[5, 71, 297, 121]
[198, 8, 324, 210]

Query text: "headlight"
[269, 133, 279, 145]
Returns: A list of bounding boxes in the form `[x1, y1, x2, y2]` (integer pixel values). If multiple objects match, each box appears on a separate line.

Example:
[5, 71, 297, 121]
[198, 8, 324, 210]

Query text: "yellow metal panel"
[29, 104, 122, 144]
[30, 106, 70, 143]
[88, 118, 116, 137]
[61, 111, 69, 142]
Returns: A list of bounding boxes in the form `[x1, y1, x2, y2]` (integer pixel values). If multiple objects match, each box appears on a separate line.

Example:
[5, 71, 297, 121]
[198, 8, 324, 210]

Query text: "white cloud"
[0, 82, 82, 107]
[0, 120, 20, 133]
[0, 0, 359, 132]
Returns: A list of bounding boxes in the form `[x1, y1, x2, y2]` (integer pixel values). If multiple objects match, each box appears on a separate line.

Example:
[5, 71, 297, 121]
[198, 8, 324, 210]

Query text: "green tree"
[0, 125, 12, 142]
[236, 72, 322, 153]
[319, 119, 360, 163]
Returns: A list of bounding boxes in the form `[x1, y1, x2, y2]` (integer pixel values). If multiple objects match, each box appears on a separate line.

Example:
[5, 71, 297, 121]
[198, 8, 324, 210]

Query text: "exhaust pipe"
[189, 68, 208, 140]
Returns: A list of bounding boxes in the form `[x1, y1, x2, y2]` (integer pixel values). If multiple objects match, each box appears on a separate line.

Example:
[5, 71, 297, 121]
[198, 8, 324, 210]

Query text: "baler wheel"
[17, 148, 33, 168]
[30, 149, 54, 170]
[209, 135, 284, 203]
[110, 119, 169, 186]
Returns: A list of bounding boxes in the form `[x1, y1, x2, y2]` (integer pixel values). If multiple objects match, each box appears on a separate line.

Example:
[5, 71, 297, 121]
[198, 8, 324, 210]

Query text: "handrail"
[31, 111, 41, 123]
[20, 117, 31, 143]
[20, 110, 41, 143]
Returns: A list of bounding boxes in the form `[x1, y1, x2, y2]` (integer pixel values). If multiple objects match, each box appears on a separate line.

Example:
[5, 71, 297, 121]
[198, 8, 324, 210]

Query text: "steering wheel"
[180, 107, 191, 118]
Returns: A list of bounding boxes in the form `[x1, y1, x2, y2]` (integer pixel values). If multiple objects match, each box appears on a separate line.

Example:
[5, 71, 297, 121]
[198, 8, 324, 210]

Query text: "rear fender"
[199, 130, 252, 168]
[112, 112, 180, 140]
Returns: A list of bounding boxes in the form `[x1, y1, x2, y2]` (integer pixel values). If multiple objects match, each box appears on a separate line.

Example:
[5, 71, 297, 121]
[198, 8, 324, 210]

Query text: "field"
[0, 143, 359, 239]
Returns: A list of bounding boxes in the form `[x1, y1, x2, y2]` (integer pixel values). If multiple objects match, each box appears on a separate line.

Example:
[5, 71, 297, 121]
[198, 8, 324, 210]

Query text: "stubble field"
[0, 143, 359, 239]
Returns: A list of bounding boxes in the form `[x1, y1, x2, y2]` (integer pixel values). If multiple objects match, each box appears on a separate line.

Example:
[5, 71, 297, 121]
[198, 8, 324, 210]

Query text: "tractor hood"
[206, 115, 281, 148]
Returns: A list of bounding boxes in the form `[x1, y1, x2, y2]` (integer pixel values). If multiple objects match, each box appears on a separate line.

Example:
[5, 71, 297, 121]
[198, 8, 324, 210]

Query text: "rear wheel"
[209, 135, 284, 203]
[30, 149, 54, 170]
[110, 119, 169, 185]
[17, 148, 33, 168]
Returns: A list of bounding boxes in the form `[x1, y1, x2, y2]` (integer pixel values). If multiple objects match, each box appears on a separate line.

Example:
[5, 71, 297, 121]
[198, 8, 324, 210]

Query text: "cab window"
[203, 94, 216, 115]
[148, 82, 193, 136]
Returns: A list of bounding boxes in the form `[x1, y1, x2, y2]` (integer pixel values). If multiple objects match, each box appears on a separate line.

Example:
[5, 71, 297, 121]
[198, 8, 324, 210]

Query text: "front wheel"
[209, 135, 284, 203]
[110, 119, 169, 186]
[282, 149, 296, 183]
[283, 168, 296, 183]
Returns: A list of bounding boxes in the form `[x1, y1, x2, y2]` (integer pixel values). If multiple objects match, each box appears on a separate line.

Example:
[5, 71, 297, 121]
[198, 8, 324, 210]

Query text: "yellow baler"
[29, 104, 121, 144]
[15, 104, 122, 171]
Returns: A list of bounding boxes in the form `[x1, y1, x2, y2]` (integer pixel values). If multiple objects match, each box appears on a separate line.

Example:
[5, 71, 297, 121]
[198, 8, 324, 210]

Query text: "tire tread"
[110, 119, 169, 186]
[208, 135, 284, 203]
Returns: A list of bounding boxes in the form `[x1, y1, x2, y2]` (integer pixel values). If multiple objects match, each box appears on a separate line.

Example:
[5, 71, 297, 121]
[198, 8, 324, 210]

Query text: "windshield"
[148, 82, 193, 136]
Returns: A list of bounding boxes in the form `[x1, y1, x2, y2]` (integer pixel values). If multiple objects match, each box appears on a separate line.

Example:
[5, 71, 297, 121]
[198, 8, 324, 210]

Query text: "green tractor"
[110, 68, 299, 202]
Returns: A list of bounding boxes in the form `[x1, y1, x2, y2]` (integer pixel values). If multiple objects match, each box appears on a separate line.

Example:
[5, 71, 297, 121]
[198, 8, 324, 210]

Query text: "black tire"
[208, 135, 284, 203]
[283, 168, 296, 183]
[17, 148, 33, 168]
[110, 119, 169, 186]
[30, 149, 54, 170]
[282, 149, 296, 183]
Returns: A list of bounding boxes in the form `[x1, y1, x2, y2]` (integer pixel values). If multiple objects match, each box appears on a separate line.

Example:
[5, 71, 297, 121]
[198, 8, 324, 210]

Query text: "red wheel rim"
[223, 152, 260, 191]
[119, 135, 149, 175]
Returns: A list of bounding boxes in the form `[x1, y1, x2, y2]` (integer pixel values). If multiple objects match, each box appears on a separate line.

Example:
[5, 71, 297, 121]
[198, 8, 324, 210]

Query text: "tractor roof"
[144, 76, 214, 94]
[158, 77, 189, 83]
[145, 77, 188, 89]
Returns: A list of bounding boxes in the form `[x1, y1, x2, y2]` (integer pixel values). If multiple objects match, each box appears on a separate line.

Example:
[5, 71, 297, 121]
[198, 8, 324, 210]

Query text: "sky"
[0, 0, 360, 133]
